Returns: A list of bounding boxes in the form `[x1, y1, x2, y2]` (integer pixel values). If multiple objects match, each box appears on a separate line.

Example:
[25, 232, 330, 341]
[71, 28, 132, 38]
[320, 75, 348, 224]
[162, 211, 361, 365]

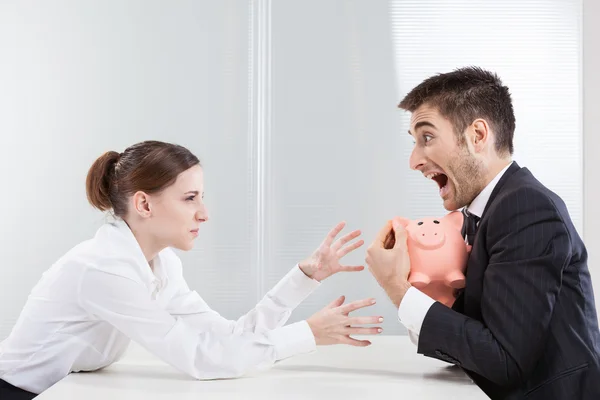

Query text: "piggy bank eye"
[417, 221, 423, 225]
[433, 220, 440, 224]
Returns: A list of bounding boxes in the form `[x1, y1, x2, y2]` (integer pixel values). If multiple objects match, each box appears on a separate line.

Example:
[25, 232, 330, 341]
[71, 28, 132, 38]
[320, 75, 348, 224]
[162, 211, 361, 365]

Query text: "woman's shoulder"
[53, 223, 146, 280]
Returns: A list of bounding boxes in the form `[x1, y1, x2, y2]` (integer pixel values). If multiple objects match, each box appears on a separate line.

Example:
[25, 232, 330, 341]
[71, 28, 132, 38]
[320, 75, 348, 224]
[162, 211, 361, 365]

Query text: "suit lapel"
[452, 161, 522, 315]
[480, 161, 521, 221]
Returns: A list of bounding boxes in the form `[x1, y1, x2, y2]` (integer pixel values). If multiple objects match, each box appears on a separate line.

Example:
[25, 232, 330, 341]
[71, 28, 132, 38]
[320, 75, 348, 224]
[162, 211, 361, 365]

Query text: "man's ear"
[470, 118, 491, 153]
[132, 191, 152, 218]
[443, 211, 463, 231]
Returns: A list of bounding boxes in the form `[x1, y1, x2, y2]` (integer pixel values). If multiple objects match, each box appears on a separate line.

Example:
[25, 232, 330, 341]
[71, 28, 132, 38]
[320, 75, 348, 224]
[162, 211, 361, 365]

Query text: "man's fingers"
[339, 298, 376, 314]
[375, 220, 393, 245]
[382, 230, 395, 250]
[391, 219, 408, 250]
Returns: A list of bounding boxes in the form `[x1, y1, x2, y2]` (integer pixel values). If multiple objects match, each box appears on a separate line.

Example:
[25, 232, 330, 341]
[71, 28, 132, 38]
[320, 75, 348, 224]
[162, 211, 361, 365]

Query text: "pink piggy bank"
[383, 211, 469, 307]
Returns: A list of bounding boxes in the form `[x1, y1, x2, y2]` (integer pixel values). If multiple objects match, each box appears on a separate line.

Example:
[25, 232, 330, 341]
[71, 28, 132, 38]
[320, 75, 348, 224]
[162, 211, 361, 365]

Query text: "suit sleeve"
[416, 187, 571, 387]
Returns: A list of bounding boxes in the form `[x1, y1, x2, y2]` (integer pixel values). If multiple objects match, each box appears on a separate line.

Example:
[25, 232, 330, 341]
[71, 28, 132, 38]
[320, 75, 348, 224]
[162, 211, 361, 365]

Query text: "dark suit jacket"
[417, 162, 600, 399]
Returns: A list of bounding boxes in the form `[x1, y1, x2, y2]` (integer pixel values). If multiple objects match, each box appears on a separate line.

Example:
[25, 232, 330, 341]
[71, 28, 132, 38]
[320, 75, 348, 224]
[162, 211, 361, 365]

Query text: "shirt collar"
[104, 218, 167, 288]
[466, 161, 513, 218]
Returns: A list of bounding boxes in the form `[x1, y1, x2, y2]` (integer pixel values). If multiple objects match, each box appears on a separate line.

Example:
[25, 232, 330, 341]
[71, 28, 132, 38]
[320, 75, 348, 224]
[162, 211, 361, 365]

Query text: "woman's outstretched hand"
[307, 296, 383, 347]
[298, 221, 364, 282]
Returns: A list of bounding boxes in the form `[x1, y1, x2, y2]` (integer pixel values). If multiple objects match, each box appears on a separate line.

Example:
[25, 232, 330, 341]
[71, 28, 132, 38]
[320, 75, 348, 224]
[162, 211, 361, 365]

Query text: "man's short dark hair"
[399, 66, 515, 156]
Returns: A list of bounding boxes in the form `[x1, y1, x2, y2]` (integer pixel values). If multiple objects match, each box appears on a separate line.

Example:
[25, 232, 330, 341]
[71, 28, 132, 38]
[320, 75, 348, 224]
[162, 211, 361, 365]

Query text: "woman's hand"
[298, 221, 364, 282]
[307, 296, 383, 347]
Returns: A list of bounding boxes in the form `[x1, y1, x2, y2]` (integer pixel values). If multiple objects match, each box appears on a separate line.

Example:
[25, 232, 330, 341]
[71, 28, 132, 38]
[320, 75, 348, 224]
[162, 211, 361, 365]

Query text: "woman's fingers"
[331, 229, 361, 251]
[339, 335, 372, 347]
[339, 298, 376, 315]
[344, 327, 383, 335]
[336, 239, 364, 258]
[347, 316, 384, 325]
[325, 295, 346, 309]
[323, 221, 346, 247]
[336, 264, 365, 273]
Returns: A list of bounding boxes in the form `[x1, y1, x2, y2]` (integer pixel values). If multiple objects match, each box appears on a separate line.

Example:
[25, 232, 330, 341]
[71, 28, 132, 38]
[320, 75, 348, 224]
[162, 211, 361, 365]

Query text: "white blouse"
[0, 219, 320, 394]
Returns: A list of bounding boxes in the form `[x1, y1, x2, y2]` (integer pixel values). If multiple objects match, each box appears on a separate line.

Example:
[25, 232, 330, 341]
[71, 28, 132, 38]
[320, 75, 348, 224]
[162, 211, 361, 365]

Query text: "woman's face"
[142, 165, 209, 251]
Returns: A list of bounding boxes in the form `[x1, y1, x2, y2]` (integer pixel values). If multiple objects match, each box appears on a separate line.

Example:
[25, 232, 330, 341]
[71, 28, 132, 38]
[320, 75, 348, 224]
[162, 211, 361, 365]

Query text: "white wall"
[0, 1, 586, 339]
[583, 0, 600, 317]
[0, 0, 259, 336]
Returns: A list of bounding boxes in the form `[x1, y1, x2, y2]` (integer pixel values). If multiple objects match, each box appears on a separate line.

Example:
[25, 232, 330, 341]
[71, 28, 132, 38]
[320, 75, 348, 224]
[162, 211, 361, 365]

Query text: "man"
[365, 66, 600, 399]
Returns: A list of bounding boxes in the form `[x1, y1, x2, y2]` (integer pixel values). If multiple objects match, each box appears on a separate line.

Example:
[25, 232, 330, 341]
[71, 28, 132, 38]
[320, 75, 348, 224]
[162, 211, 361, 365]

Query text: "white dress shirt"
[400, 161, 514, 345]
[0, 219, 320, 394]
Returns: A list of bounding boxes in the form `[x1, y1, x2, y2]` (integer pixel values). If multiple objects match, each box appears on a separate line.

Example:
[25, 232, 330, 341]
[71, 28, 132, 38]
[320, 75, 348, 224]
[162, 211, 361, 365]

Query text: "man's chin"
[442, 200, 456, 211]
[442, 196, 461, 212]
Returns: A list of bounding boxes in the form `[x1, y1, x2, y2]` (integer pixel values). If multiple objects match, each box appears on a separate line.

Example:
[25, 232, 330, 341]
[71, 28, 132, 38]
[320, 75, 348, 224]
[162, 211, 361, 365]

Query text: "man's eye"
[424, 135, 433, 142]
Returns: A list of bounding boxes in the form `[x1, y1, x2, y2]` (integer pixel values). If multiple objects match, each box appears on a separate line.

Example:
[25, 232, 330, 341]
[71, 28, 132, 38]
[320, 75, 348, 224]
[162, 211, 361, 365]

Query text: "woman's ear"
[132, 191, 152, 218]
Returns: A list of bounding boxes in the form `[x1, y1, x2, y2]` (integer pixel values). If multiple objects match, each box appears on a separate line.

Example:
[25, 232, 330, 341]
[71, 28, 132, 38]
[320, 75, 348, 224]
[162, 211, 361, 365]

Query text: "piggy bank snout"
[411, 222, 446, 249]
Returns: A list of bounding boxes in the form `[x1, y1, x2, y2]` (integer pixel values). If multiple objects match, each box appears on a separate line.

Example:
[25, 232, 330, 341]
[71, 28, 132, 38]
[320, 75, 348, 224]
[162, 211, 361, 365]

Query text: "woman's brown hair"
[86, 140, 200, 217]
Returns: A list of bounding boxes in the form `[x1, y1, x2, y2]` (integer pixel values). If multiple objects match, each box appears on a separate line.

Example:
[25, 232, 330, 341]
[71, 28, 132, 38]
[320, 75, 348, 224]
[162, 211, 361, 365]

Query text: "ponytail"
[85, 151, 120, 212]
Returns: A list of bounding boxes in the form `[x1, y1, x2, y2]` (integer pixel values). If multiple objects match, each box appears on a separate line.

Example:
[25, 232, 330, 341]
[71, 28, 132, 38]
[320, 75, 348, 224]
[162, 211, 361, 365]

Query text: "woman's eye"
[186, 196, 196, 201]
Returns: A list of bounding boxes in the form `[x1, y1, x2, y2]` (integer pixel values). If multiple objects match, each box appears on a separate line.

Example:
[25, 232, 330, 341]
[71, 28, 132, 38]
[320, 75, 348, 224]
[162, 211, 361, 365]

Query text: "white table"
[37, 336, 488, 399]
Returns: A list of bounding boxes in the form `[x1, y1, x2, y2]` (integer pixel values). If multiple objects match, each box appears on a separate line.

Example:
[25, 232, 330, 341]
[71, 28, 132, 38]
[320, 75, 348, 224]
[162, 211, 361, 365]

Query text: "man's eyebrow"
[414, 121, 437, 130]
[408, 121, 437, 136]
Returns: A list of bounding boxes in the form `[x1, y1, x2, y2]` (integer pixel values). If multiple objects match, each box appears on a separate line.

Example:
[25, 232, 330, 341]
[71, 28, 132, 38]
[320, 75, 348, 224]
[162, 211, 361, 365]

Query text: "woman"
[0, 140, 382, 399]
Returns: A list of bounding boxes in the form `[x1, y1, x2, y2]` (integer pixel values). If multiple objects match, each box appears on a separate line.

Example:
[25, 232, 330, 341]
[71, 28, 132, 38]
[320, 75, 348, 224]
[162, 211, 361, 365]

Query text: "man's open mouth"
[426, 172, 447, 188]
[426, 172, 449, 196]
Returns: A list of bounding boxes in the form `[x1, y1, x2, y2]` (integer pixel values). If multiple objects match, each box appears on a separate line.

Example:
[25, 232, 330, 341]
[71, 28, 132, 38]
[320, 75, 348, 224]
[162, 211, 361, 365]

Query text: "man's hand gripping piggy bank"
[383, 211, 470, 307]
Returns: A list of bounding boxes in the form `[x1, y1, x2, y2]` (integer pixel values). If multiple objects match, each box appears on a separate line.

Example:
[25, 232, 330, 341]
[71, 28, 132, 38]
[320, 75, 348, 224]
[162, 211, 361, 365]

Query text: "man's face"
[408, 104, 486, 211]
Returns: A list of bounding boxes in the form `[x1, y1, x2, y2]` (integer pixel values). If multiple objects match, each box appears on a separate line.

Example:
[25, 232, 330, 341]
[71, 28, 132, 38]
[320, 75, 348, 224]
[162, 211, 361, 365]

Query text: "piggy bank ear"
[393, 217, 410, 228]
[443, 211, 463, 231]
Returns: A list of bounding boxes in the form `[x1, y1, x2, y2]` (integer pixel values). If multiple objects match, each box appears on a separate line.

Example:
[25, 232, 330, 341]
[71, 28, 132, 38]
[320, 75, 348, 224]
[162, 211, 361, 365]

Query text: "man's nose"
[409, 147, 426, 171]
